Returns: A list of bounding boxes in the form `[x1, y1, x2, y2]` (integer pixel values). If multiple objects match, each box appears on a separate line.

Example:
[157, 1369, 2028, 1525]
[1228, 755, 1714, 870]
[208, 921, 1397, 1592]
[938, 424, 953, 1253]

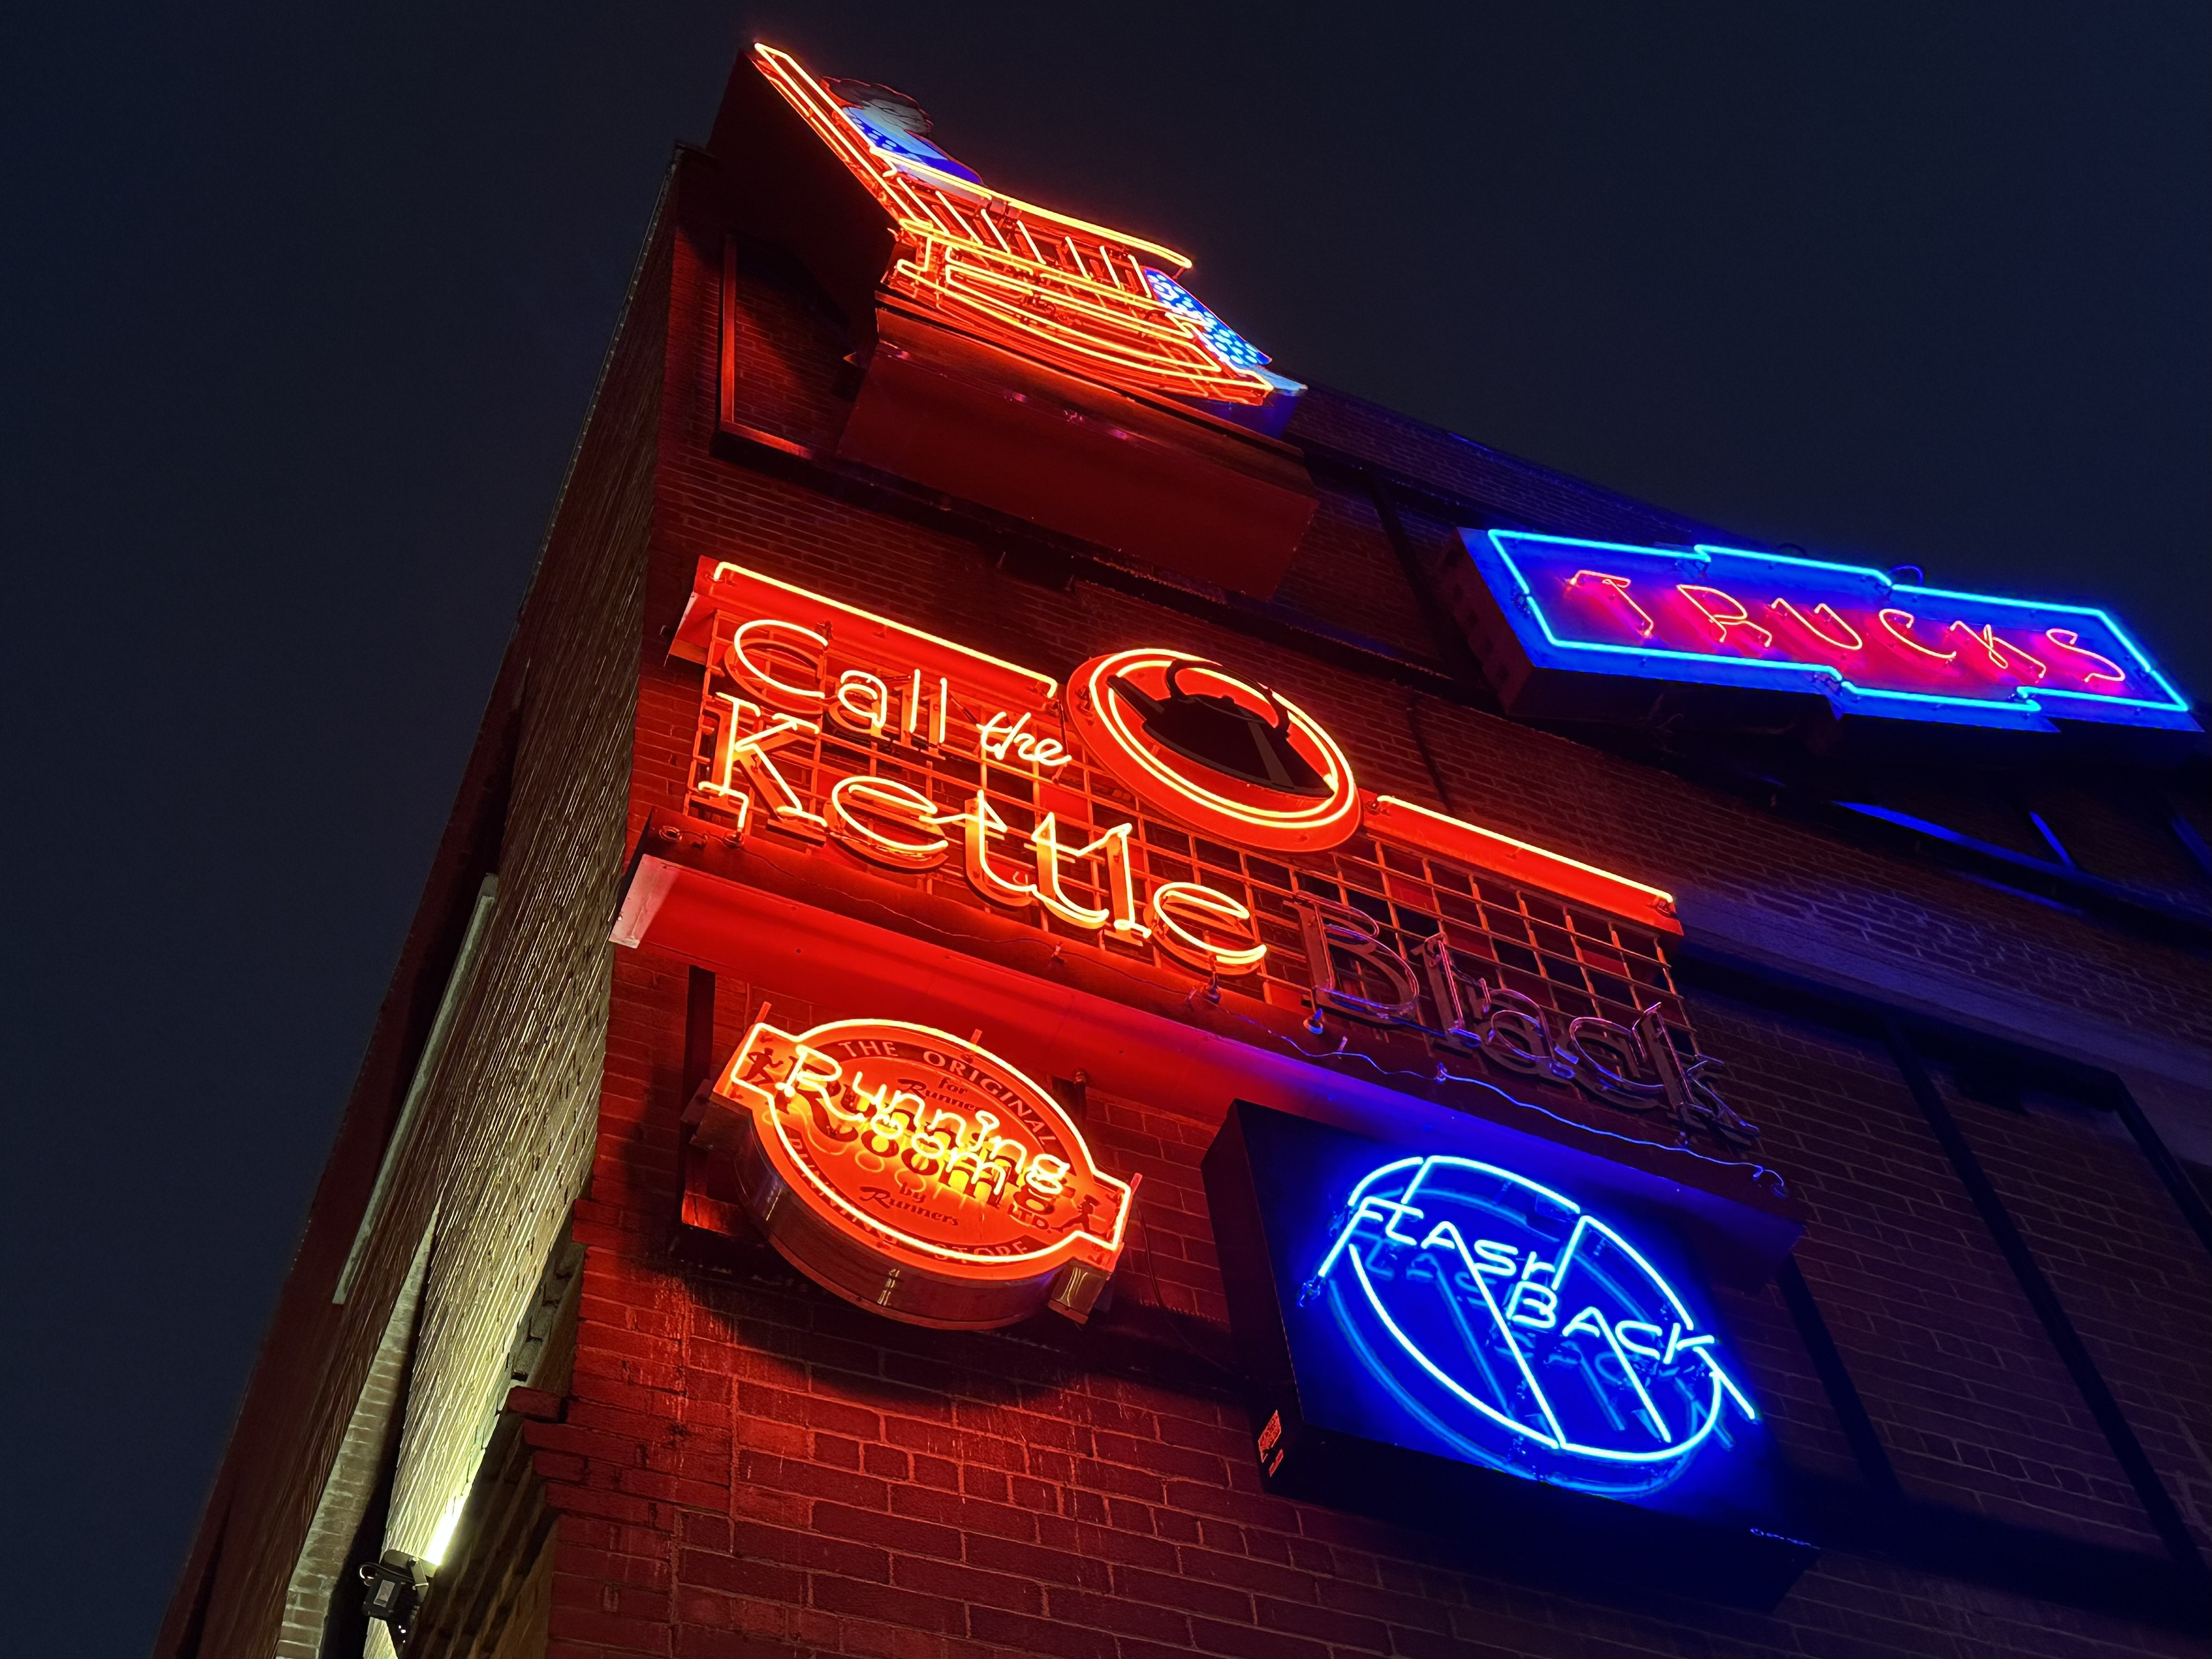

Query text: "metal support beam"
[2106, 1074, 2212, 1258]
[1774, 1255, 1904, 1503]
[1882, 1017, 2203, 1572]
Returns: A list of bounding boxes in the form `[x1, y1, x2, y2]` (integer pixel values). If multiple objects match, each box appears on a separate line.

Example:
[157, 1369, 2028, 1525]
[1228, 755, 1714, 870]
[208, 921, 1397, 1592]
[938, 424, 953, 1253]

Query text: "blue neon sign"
[1310, 1153, 1757, 1499]
[1462, 529, 2197, 735]
[1206, 1101, 1806, 1576]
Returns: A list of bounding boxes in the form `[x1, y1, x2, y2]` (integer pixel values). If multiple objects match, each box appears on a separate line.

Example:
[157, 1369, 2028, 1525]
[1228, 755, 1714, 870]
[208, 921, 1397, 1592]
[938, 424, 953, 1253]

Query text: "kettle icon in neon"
[1106, 660, 1329, 797]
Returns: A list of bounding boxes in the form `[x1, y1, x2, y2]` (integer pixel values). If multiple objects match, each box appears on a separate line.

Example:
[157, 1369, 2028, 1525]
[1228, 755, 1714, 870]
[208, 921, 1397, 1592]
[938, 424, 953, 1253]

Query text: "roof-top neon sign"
[1463, 530, 2197, 735]
[751, 44, 1297, 411]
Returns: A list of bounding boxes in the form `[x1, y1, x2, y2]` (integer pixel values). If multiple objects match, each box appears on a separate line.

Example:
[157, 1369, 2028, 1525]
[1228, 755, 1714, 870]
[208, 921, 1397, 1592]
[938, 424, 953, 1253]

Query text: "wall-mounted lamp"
[359, 1548, 431, 1647]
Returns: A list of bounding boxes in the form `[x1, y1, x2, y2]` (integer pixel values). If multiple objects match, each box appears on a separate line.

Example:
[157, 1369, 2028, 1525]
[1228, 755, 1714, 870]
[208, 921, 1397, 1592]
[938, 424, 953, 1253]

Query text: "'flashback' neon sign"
[1466, 531, 2197, 734]
[1207, 1104, 1809, 1602]
[689, 1016, 1132, 1328]
[1311, 1154, 1756, 1494]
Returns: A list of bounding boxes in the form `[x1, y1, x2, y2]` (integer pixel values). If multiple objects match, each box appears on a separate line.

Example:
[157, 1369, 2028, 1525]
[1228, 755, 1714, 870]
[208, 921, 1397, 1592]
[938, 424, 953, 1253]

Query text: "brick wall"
[156, 175, 674, 1659]
[1687, 992, 2177, 1553]
[365, 198, 668, 1640]
[274, 1223, 432, 1657]
[543, 943, 2202, 1658]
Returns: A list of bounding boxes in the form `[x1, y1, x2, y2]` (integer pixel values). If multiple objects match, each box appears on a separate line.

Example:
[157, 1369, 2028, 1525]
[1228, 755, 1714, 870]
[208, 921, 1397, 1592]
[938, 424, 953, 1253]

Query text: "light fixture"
[358, 1548, 431, 1647]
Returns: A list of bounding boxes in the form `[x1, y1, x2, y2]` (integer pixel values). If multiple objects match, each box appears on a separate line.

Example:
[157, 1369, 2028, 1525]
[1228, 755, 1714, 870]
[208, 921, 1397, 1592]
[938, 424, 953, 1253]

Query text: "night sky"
[2, 6, 2203, 1653]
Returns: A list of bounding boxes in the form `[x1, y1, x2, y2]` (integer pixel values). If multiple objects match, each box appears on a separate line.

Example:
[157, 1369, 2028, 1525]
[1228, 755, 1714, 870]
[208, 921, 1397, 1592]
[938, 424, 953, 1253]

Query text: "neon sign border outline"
[707, 559, 1060, 702]
[724, 1017, 1133, 1276]
[749, 44, 1281, 405]
[1315, 1153, 1757, 1469]
[753, 44, 1192, 269]
[680, 558, 1699, 943]
[1075, 649, 1364, 848]
[1472, 530, 2194, 732]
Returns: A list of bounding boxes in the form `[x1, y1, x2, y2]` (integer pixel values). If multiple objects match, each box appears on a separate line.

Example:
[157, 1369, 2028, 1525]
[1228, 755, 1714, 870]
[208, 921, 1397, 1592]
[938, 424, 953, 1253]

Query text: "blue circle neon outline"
[1314, 1156, 1759, 1474]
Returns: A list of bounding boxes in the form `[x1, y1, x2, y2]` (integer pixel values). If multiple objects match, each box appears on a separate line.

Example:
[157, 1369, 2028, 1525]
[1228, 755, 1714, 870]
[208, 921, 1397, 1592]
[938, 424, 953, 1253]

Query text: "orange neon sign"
[675, 558, 1685, 1005]
[1067, 649, 1362, 854]
[749, 44, 1287, 408]
[689, 1016, 1133, 1327]
[1364, 795, 1679, 932]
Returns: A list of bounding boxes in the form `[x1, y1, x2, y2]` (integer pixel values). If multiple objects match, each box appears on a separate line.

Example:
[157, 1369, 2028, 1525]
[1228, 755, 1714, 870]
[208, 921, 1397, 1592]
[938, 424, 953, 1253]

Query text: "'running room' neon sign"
[1464, 531, 2197, 734]
[691, 1015, 1132, 1329]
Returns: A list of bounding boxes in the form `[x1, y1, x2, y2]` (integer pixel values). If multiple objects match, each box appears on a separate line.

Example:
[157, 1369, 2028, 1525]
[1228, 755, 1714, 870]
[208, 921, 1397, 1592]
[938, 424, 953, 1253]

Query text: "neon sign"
[667, 558, 1766, 1155]
[1205, 1102, 1810, 1603]
[1312, 1154, 1756, 1493]
[751, 44, 1297, 410]
[689, 1016, 1133, 1328]
[1066, 649, 1361, 853]
[1466, 531, 2197, 734]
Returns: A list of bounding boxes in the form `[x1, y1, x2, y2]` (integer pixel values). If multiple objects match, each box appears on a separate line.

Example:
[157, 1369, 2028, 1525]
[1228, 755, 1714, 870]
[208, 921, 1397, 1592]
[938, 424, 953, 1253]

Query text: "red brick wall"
[1688, 992, 2181, 1554]
[546, 945, 2203, 1658]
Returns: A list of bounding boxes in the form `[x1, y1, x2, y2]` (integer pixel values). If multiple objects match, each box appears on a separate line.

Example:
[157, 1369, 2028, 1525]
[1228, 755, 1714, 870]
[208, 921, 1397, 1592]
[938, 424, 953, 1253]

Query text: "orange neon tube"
[1368, 795, 1678, 931]
[1771, 597, 1863, 652]
[752, 45, 1193, 267]
[1876, 608, 1956, 663]
[707, 560, 1059, 701]
[2044, 629, 2126, 688]
[1675, 585, 1773, 650]
[1081, 651, 1359, 838]
[1568, 570, 1655, 637]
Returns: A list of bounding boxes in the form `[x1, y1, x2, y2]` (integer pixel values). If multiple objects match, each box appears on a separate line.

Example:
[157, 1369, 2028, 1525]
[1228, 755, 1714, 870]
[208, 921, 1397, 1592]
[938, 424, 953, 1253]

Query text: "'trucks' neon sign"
[1466, 531, 2196, 735]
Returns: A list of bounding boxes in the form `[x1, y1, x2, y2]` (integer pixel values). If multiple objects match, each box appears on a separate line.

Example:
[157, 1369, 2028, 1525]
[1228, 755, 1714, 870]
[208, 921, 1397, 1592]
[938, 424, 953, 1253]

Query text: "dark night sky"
[1, 6, 2203, 1653]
